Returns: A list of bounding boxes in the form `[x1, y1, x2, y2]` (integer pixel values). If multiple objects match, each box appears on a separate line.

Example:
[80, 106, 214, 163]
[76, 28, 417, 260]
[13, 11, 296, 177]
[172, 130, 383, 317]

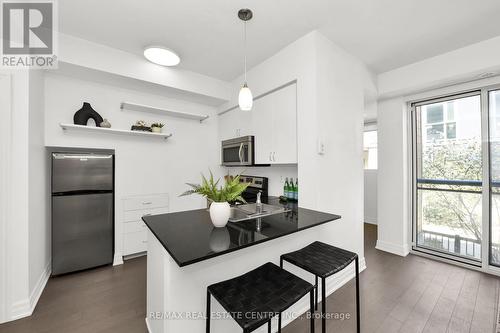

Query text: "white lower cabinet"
[122, 194, 168, 258]
[123, 231, 148, 255]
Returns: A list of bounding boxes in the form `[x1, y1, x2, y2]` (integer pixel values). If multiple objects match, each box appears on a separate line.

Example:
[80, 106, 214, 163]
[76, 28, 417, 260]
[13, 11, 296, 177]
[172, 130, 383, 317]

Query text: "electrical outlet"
[317, 138, 325, 155]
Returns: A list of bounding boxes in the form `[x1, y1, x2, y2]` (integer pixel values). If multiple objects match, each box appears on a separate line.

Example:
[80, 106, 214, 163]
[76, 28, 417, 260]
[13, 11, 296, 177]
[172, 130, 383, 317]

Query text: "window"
[363, 130, 377, 169]
[423, 101, 456, 142]
[413, 93, 482, 264]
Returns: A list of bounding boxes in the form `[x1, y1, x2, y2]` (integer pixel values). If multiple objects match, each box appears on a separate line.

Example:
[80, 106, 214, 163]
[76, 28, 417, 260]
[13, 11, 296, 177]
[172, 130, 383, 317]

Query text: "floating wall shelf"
[60, 123, 172, 140]
[120, 102, 209, 122]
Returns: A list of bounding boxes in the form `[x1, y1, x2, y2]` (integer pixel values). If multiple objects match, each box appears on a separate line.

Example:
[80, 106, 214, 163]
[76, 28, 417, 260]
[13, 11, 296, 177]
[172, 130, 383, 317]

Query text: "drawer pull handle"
[142, 201, 152, 205]
[142, 240, 148, 243]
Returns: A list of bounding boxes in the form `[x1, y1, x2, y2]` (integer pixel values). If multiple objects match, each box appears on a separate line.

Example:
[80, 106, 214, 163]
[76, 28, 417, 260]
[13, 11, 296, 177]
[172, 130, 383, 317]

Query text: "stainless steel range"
[228, 175, 290, 222]
[238, 175, 268, 202]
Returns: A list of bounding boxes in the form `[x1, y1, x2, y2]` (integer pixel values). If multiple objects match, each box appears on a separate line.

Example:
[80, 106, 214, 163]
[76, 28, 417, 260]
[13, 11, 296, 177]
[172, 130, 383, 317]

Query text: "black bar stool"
[206, 262, 315, 333]
[280, 241, 360, 333]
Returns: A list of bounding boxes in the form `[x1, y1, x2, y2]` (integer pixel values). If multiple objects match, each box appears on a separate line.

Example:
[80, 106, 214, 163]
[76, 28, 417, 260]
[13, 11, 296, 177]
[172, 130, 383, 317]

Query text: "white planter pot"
[152, 127, 162, 133]
[209, 202, 230, 227]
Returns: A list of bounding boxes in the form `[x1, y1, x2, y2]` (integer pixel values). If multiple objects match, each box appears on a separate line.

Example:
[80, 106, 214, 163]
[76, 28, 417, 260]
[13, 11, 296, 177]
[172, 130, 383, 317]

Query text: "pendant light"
[238, 9, 253, 111]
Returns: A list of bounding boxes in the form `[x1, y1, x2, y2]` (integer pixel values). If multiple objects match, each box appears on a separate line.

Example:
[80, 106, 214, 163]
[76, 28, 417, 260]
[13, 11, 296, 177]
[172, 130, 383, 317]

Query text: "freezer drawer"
[52, 153, 113, 193]
[52, 193, 113, 275]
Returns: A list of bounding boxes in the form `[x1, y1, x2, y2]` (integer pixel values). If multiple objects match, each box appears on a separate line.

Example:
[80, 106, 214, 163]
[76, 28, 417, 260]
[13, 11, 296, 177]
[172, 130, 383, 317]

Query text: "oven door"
[222, 141, 253, 166]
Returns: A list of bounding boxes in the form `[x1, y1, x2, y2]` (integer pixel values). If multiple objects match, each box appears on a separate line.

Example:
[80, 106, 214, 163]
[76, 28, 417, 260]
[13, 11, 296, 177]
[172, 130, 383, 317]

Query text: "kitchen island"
[143, 199, 350, 333]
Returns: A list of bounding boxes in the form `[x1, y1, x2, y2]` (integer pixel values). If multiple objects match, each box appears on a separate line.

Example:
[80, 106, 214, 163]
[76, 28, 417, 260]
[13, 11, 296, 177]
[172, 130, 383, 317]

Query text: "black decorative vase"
[73, 102, 104, 127]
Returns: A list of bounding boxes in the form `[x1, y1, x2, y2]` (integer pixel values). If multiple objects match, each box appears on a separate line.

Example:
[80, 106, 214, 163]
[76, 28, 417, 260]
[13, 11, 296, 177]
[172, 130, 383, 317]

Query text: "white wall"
[376, 97, 410, 256]
[314, 32, 366, 257]
[0, 70, 41, 322]
[0, 73, 12, 323]
[218, 30, 371, 260]
[44, 72, 223, 262]
[28, 71, 50, 308]
[6, 71, 31, 321]
[378, 35, 500, 99]
[364, 170, 377, 224]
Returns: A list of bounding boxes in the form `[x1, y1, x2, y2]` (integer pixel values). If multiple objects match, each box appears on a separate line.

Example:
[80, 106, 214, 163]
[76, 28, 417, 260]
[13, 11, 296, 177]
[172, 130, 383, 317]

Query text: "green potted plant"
[181, 171, 249, 227]
[151, 122, 165, 133]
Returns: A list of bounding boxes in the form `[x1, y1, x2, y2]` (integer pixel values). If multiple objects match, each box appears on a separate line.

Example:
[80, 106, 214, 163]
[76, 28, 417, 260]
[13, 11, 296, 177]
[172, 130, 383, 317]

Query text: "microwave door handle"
[238, 143, 244, 163]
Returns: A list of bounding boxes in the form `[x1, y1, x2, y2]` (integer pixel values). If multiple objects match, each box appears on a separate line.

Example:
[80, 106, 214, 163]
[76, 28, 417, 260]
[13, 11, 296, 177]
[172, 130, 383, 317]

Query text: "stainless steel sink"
[228, 203, 290, 222]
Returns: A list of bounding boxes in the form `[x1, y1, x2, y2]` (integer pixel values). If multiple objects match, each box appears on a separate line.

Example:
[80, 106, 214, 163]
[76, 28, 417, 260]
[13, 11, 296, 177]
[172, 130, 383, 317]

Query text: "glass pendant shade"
[238, 83, 253, 111]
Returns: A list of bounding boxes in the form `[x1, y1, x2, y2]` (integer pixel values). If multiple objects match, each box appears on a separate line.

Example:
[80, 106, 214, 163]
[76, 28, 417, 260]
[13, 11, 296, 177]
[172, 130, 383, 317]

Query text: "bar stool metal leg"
[268, 320, 271, 333]
[355, 257, 360, 333]
[278, 313, 281, 332]
[280, 257, 283, 269]
[315, 275, 318, 311]
[206, 291, 211, 333]
[310, 289, 315, 333]
[321, 277, 326, 333]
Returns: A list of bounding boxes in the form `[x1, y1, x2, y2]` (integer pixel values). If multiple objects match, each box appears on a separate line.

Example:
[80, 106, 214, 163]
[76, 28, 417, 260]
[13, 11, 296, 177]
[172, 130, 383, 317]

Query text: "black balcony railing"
[416, 177, 500, 264]
[418, 229, 500, 263]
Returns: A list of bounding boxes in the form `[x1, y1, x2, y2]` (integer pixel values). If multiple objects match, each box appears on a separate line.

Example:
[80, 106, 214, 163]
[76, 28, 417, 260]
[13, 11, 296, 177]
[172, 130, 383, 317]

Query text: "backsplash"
[224, 165, 298, 197]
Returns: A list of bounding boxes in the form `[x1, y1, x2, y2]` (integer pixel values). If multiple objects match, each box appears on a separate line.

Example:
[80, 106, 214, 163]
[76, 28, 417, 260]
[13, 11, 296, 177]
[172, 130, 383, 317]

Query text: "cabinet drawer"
[123, 220, 148, 234]
[123, 195, 168, 211]
[123, 207, 169, 223]
[123, 230, 147, 255]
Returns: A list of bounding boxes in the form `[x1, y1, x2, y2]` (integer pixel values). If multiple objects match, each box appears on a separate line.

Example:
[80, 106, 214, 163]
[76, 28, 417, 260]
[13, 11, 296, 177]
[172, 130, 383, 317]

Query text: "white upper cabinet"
[219, 82, 297, 165]
[253, 83, 297, 164]
[219, 109, 240, 141]
[252, 91, 274, 164]
[219, 105, 253, 140]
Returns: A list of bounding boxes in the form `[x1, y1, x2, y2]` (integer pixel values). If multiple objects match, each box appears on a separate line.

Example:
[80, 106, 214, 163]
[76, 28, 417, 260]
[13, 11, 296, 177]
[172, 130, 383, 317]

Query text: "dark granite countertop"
[142, 197, 341, 267]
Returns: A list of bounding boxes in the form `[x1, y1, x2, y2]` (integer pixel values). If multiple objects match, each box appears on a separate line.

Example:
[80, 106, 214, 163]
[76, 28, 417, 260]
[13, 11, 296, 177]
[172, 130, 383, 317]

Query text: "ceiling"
[59, 0, 500, 81]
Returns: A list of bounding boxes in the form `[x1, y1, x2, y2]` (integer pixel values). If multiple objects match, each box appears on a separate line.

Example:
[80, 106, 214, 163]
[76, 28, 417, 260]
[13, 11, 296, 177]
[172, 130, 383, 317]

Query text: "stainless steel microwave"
[221, 136, 254, 166]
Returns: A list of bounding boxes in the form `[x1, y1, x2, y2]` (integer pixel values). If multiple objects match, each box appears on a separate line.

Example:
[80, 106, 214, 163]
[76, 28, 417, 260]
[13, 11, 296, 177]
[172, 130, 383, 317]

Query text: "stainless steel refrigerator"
[51, 151, 114, 275]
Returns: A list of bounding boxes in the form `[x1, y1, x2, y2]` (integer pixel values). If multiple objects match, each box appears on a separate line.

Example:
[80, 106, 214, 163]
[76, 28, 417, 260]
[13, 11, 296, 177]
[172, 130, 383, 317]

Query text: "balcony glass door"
[489, 90, 500, 267]
[413, 93, 483, 263]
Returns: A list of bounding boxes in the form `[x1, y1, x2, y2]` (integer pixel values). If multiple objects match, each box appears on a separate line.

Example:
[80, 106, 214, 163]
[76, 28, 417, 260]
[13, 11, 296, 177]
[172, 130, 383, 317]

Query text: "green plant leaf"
[179, 171, 250, 203]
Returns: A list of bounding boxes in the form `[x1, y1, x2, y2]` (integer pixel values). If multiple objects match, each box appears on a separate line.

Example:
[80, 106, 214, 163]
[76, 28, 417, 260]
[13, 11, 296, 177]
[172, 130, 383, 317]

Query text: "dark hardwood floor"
[285, 224, 499, 333]
[0, 257, 148, 333]
[1, 224, 498, 333]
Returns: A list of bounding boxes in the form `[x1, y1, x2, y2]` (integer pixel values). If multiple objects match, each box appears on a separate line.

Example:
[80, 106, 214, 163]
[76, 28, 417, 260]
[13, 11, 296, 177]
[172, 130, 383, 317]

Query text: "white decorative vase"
[209, 202, 230, 227]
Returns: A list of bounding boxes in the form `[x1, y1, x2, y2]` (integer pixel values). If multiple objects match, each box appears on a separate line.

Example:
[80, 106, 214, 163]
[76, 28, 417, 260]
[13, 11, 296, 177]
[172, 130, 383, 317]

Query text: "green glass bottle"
[288, 178, 295, 200]
[284, 178, 289, 198]
[294, 178, 298, 201]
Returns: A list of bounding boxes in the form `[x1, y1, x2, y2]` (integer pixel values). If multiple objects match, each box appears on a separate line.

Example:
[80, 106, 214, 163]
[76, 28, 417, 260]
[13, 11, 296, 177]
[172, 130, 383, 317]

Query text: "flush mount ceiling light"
[143, 46, 180, 66]
[238, 8, 253, 111]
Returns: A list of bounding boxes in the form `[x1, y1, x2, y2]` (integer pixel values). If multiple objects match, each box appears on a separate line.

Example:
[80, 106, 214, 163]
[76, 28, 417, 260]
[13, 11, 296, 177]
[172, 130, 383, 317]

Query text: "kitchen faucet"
[256, 191, 262, 214]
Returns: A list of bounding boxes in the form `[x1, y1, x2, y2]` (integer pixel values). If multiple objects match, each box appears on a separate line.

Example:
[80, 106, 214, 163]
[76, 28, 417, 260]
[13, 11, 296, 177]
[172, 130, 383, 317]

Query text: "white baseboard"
[376, 240, 409, 257]
[124, 252, 147, 261]
[9, 299, 31, 321]
[29, 262, 51, 311]
[113, 253, 124, 266]
[8, 261, 51, 322]
[496, 289, 500, 333]
[364, 218, 377, 225]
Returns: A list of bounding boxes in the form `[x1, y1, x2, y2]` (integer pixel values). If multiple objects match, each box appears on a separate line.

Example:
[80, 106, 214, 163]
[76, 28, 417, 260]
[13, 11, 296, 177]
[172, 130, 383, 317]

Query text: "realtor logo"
[1, 0, 57, 68]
